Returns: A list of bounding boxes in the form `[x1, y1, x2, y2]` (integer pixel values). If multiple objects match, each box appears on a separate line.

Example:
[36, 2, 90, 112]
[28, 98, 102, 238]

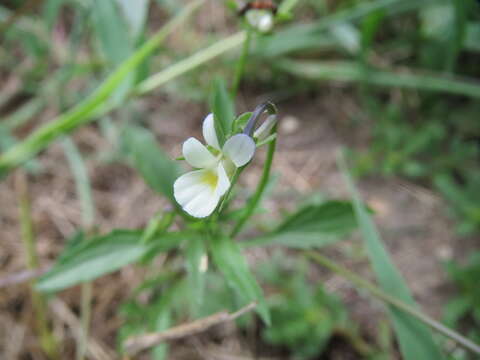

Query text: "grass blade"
[277, 60, 480, 98]
[337, 152, 445, 360]
[62, 138, 95, 228]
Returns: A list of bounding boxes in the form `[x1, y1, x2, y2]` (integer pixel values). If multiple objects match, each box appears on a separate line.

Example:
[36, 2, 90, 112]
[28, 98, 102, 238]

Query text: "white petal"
[174, 169, 220, 218]
[184, 189, 219, 218]
[222, 134, 256, 167]
[202, 113, 220, 150]
[183, 137, 217, 168]
[257, 13, 273, 32]
[215, 162, 230, 197]
[174, 170, 208, 204]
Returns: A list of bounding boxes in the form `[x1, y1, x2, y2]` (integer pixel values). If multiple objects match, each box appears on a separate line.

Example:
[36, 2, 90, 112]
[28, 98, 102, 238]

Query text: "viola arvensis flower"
[174, 114, 255, 218]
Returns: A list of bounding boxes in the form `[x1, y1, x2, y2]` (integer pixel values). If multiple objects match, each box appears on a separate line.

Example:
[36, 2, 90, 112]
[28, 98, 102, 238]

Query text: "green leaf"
[276, 59, 480, 99]
[210, 236, 270, 325]
[186, 237, 207, 316]
[36, 230, 183, 293]
[212, 77, 235, 147]
[115, 0, 150, 40]
[233, 112, 252, 133]
[122, 125, 179, 204]
[258, 0, 440, 57]
[92, 0, 135, 104]
[338, 154, 444, 360]
[244, 201, 358, 248]
[92, 0, 133, 66]
[62, 138, 95, 228]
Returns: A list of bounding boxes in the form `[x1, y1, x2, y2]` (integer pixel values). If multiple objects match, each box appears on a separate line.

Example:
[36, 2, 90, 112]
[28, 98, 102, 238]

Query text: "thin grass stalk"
[62, 138, 96, 360]
[305, 251, 480, 356]
[277, 60, 480, 98]
[16, 172, 59, 359]
[231, 30, 252, 97]
[135, 31, 246, 95]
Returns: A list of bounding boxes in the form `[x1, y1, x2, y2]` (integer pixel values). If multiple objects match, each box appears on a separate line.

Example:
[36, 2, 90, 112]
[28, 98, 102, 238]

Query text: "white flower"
[174, 114, 256, 218]
[246, 9, 274, 33]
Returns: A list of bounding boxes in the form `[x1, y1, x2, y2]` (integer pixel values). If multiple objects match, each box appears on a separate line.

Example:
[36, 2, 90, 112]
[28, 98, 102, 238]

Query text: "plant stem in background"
[16, 173, 59, 360]
[231, 30, 252, 97]
[62, 138, 96, 360]
[135, 31, 246, 95]
[305, 251, 480, 356]
[277, 60, 480, 99]
[230, 123, 277, 237]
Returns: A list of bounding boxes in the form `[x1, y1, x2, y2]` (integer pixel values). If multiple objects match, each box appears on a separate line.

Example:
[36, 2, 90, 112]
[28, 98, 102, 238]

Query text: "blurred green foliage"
[2, 0, 480, 359]
[258, 256, 349, 359]
[443, 253, 480, 359]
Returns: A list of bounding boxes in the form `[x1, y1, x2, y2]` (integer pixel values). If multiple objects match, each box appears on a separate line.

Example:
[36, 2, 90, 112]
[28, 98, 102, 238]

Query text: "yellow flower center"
[201, 170, 218, 189]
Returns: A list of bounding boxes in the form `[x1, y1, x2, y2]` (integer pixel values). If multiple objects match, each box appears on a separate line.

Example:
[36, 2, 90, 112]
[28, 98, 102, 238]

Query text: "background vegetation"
[1, 0, 479, 359]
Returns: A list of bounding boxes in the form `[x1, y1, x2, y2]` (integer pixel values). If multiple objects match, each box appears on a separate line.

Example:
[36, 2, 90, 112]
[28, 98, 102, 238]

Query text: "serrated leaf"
[122, 125, 179, 204]
[339, 155, 444, 360]
[37, 230, 183, 293]
[210, 236, 270, 325]
[244, 201, 358, 248]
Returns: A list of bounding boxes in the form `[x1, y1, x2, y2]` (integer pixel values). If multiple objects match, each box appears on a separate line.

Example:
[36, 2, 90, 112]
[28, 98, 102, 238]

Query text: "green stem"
[230, 124, 277, 238]
[217, 167, 244, 214]
[305, 251, 480, 356]
[77, 282, 92, 360]
[231, 30, 252, 97]
[136, 31, 246, 95]
[62, 138, 96, 360]
[334, 327, 375, 357]
[16, 173, 59, 359]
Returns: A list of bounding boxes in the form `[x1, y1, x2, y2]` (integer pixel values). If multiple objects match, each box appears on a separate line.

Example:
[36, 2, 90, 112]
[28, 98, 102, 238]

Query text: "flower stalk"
[230, 103, 278, 237]
[16, 173, 59, 359]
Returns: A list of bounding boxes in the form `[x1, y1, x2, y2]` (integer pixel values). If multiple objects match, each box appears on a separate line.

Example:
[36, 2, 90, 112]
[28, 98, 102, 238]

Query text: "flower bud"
[253, 114, 277, 141]
[246, 9, 274, 33]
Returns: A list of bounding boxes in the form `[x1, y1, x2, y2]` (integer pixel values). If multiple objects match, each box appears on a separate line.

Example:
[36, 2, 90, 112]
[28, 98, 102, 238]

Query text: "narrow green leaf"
[62, 138, 95, 228]
[210, 236, 270, 325]
[92, 0, 135, 104]
[186, 237, 207, 315]
[212, 77, 235, 147]
[259, 0, 441, 57]
[277, 59, 480, 99]
[338, 154, 444, 360]
[115, 0, 150, 40]
[92, 0, 133, 66]
[244, 201, 358, 248]
[36, 230, 183, 292]
[121, 125, 178, 203]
